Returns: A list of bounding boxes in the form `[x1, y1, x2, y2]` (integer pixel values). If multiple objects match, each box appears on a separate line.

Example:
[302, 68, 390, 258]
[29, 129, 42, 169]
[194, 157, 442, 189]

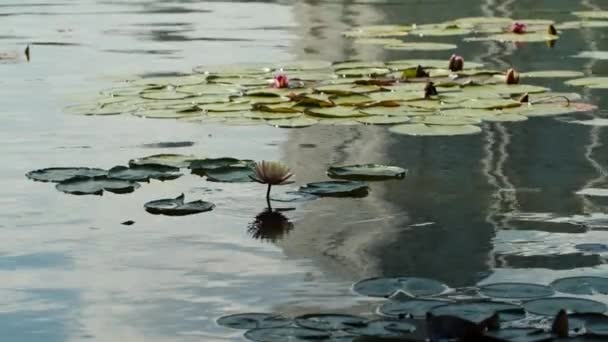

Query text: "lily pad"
[294, 313, 367, 331]
[306, 106, 366, 118]
[417, 115, 482, 126]
[266, 117, 319, 128]
[387, 59, 484, 69]
[129, 154, 198, 168]
[314, 84, 380, 95]
[573, 11, 608, 20]
[565, 77, 608, 89]
[385, 42, 458, 51]
[108, 165, 182, 182]
[217, 313, 291, 330]
[478, 33, 558, 42]
[26, 167, 107, 183]
[360, 106, 434, 116]
[205, 165, 255, 182]
[132, 108, 202, 119]
[331, 95, 373, 106]
[389, 123, 482, 136]
[550, 277, 608, 295]
[140, 89, 192, 101]
[277, 60, 332, 71]
[144, 194, 214, 216]
[558, 21, 608, 29]
[245, 111, 301, 120]
[244, 327, 330, 342]
[430, 301, 523, 324]
[189, 158, 253, 174]
[352, 277, 449, 298]
[410, 27, 472, 36]
[299, 181, 369, 197]
[332, 61, 386, 70]
[521, 70, 585, 78]
[462, 98, 522, 110]
[56, 176, 140, 195]
[524, 297, 607, 316]
[570, 119, 608, 127]
[200, 102, 253, 112]
[344, 319, 416, 337]
[356, 116, 411, 125]
[354, 38, 403, 45]
[479, 282, 555, 299]
[485, 328, 553, 342]
[176, 83, 240, 96]
[327, 164, 406, 181]
[379, 298, 450, 318]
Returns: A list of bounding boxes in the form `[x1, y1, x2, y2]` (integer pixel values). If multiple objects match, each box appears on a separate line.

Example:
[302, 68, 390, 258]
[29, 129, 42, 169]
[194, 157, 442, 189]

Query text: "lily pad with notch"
[56, 176, 140, 195]
[108, 165, 182, 182]
[479, 282, 555, 300]
[550, 276, 608, 295]
[379, 298, 451, 318]
[327, 164, 406, 181]
[26, 167, 107, 183]
[129, 154, 199, 168]
[299, 181, 370, 198]
[144, 194, 215, 216]
[294, 313, 367, 331]
[217, 313, 292, 330]
[353, 277, 449, 298]
[429, 300, 525, 324]
[484, 328, 553, 342]
[205, 165, 255, 182]
[523, 297, 607, 316]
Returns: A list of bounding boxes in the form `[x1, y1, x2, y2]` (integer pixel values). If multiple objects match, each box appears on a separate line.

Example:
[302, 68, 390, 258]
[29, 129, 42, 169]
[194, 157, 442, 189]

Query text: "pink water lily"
[250, 161, 294, 205]
[509, 22, 527, 34]
[505, 68, 520, 84]
[272, 74, 289, 88]
[448, 54, 464, 72]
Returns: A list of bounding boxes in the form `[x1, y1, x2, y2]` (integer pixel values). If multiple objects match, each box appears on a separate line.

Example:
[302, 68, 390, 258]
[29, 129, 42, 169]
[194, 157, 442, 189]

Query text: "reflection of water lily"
[273, 74, 289, 88]
[505, 68, 520, 84]
[509, 22, 527, 34]
[247, 209, 294, 242]
[250, 161, 294, 205]
[448, 54, 464, 72]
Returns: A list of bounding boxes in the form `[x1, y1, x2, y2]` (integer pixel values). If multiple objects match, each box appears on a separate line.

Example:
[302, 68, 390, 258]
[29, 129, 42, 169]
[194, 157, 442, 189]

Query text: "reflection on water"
[2, 0, 608, 340]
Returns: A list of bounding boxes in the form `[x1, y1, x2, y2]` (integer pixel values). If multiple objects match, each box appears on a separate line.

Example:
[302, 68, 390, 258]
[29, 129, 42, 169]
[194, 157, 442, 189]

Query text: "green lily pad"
[140, 89, 192, 101]
[241, 96, 289, 105]
[130, 75, 206, 87]
[461, 98, 521, 110]
[477, 33, 558, 42]
[108, 165, 182, 182]
[342, 25, 412, 38]
[245, 111, 301, 120]
[479, 113, 528, 122]
[132, 108, 202, 119]
[189, 158, 253, 175]
[356, 116, 411, 125]
[570, 118, 608, 126]
[573, 11, 608, 20]
[294, 314, 367, 331]
[565, 77, 608, 89]
[353, 277, 449, 298]
[26, 167, 107, 183]
[129, 154, 198, 168]
[331, 95, 373, 106]
[205, 165, 255, 182]
[360, 106, 434, 116]
[506, 102, 588, 117]
[266, 117, 319, 128]
[485, 328, 553, 342]
[327, 164, 406, 181]
[416, 115, 482, 125]
[176, 83, 239, 96]
[306, 106, 366, 118]
[410, 27, 472, 36]
[193, 63, 271, 76]
[56, 176, 140, 196]
[550, 277, 608, 295]
[430, 301, 524, 324]
[524, 297, 607, 316]
[200, 102, 253, 112]
[521, 70, 585, 78]
[299, 181, 369, 197]
[479, 282, 555, 299]
[337, 68, 391, 77]
[100, 86, 143, 97]
[344, 319, 416, 337]
[389, 123, 482, 136]
[210, 77, 268, 87]
[332, 61, 386, 70]
[368, 91, 424, 102]
[217, 313, 291, 330]
[387, 59, 484, 69]
[558, 21, 608, 29]
[244, 327, 330, 342]
[144, 194, 214, 216]
[379, 299, 450, 318]
[385, 42, 458, 51]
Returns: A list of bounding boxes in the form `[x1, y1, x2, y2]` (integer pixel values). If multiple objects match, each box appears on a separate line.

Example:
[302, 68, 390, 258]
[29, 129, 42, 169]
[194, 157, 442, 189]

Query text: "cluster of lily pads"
[218, 275, 608, 341]
[26, 153, 406, 215]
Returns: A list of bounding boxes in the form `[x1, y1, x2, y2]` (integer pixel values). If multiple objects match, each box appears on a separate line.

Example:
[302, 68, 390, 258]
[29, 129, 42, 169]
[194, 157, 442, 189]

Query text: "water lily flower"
[509, 22, 527, 34]
[448, 54, 464, 72]
[505, 68, 520, 84]
[272, 74, 289, 88]
[250, 161, 294, 203]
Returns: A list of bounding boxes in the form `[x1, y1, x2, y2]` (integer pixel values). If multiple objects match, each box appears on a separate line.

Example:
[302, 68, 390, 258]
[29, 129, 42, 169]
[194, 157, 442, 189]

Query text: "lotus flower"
[250, 161, 294, 204]
[272, 74, 289, 88]
[448, 54, 464, 72]
[509, 22, 527, 34]
[505, 68, 520, 84]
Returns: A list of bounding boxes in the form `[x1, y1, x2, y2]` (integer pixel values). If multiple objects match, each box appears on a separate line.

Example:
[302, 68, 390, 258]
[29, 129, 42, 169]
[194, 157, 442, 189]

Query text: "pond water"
[2, 0, 608, 341]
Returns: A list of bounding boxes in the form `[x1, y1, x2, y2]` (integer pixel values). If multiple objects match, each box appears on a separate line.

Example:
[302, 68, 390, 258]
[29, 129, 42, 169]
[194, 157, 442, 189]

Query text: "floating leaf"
[361, 106, 434, 116]
[332, 61, 386, 70]
[479, 283, 555, 299]
[485, 328, 553, 342]
[193, 63, 271, 75]
[565, 77, 608, 89]
[266, 117, 319, 128]
[144, 194, 214, 216]
[108, 165, 181, 182]
[389, 123, 482, 136]
[521, 70, 585, 78]
[477, 33, 558, 42]
[189, 158, 253, 174]
[357, 116, 411, 125]
[327, 164, 406, 181]
[416, 115, 482, 126]
[337, 68, 391, 77]
[559, 21, 608, 29]
[299, 181, 369, 197]
[479, 114, 528, 122]
[524, 297, 607, 316]
[132, 108, 202, 119]
[572, 11, 608, 20]
[244, 327, 330, 342]
[140, 89, 192, 101]
[385, 42, 458, 51]
[410, 27, 472, 36]
[129, 154, 198, 168]
[176, 83, 240, 96]
[387, 59, 484, 69]
[550, 277, 608, 295]
[430, 301, 524, 324]
[200, 102, 253, 112]
[56, 176, 140, 195]
[278, 60, 332, 71]
[379, 299, 450, 318]
[570, 118, 608, 127]
[26, 167, 107, 183]
[345, 319, 416, 337]
[217, 313, 291, 330]
[244, 111, 301, 120]
[353, 277, 448, 298]
[331, 95, 373, 106]
[205, 165, 255, 182]
[294, 313, 367, 331]
[306, 106, 367, 118]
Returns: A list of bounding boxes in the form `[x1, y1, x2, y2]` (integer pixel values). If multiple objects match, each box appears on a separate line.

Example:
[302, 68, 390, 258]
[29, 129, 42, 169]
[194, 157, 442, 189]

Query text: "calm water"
[2, 0, 608, 341]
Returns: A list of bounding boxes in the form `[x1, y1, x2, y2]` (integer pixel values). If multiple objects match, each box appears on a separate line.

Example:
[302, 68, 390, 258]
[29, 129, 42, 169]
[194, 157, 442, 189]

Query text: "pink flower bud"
[448, 54, 464, 71]
[273, 74, 289, 88]
[509, 22, 527, 34]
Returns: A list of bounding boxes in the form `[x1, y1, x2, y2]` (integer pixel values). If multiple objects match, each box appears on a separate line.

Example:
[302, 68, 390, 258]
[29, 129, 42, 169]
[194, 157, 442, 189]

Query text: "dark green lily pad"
[244, 327, 330, 342]
[189, 157, 254, 176]
[56, 176, 140, 195]
[217, 313, 291, 330]
[484, 328, 553, 342]
[379, 298, 450, 318]
[205, 165, 255, 182]
[294, 313, 367, 331]
[108, 165, 182, 182]
[270, 191, 319, 203]
[479, 282, 555, 299]
[144, 194, 214, 216]
[129, 154, 198, 168]
[429, 301, 524, 323]
[327, 164, 406, 181]
[523, 297, 607, 316]
[352, 277, 449, 298]
[584, 314, 608, 336]
[345, 319, 416, 337]
[550, 277, 608, 295]
[26, 167, 107, 183]
[299, 181, 369, 198]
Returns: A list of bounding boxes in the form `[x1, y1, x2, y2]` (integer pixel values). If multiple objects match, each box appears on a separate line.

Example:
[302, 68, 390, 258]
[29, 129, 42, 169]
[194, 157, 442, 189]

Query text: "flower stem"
[266, 184, 272, 209]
